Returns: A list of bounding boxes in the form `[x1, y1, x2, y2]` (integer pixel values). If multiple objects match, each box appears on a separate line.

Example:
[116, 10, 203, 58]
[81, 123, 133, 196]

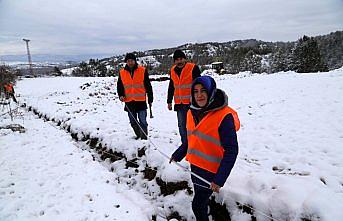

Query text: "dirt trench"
[24, 105, 318, 221]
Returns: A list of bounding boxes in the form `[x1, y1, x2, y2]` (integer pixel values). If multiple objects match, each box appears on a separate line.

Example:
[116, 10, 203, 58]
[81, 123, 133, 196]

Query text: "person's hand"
[210, 182, 220, 193]
[119, 96, 125, 102]
[167, 103, 172, 111]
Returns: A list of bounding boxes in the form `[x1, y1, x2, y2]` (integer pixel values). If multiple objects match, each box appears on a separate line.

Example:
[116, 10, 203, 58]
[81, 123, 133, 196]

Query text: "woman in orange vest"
[170, 76, 239, 221]
[117, 53, 153, 140]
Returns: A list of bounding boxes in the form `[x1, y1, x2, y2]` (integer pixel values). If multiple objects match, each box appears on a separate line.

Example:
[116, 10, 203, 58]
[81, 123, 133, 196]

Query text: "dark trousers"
[191, 165, 214, 221]
[127, 109, 148, 139]
[176, 106, 188, 146]
[127, 109, 148, 128]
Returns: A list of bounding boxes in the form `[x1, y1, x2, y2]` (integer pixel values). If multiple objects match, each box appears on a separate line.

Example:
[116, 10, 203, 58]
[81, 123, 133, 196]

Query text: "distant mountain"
[0, 54, 112, 63]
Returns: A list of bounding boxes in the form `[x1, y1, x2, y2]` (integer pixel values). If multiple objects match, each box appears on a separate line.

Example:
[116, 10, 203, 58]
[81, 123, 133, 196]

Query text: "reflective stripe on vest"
[124, 84, 145, 89]
[120, 66, 146, 102]
[170, 63, 195, 104]
[186, 106, 240, 173]
[187, 148, 222, 163]
[174, 95, 191, 100]
[175, 84, 193, 89]
[124, 93, 146, 98]
[187, 130, 222, 146]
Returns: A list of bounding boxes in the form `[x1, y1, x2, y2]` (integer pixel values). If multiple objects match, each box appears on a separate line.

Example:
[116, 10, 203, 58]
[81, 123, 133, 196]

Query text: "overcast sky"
[0, 0, 342, 56]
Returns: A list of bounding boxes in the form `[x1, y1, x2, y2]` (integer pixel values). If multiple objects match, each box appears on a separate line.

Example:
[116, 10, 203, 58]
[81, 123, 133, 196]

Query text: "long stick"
[149, 103, 153, 118]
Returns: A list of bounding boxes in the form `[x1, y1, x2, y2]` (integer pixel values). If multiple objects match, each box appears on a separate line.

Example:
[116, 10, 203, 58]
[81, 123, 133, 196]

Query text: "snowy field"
[1, 68, 343, 221]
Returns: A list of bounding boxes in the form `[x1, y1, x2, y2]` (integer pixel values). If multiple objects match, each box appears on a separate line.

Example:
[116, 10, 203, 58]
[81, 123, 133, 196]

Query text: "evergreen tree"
[271, 48, 292, 72]
[53, 66, 63, 76]
[225, 48, 246, 74]
[292, 35, 328, 73]
[315, 31, 343, 70]
[241, 50, 262, 73]
[72, 62, 92, 77]
[96, 63, 108, 77]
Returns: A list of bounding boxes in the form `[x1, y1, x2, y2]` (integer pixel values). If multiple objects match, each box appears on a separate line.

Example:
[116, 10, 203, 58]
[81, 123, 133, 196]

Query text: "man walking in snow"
[117, 53, 153, 140]
[167, 49, 201, 146]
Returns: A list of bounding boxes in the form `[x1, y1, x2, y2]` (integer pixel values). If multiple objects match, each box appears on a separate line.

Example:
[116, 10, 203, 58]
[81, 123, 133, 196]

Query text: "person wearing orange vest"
[170, 76, 239, 221]
[3, 83, 18, 103]
[117, 53, 153, 140]
[167, 49, 201, 147]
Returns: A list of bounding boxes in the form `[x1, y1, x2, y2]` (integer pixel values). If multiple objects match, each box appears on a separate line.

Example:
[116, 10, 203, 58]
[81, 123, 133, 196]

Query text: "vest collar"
[124, 63, 138, 72]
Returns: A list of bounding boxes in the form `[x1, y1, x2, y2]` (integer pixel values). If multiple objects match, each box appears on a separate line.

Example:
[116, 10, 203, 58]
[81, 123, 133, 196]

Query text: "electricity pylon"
[22, 38, 33, 75]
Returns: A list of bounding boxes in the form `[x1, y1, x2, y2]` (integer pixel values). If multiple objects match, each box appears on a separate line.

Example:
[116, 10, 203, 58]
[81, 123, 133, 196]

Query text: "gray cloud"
[0, 0, 342, 56]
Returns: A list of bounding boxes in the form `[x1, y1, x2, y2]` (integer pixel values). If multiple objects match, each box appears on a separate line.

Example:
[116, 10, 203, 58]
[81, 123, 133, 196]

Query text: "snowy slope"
[0, 114, 153, 221]
[1, 68, 343, 220]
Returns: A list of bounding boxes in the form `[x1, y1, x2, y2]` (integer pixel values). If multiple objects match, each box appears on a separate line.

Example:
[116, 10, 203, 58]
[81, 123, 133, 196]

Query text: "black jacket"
[167, 63, 201, 111]
[117, 64, 153, 112]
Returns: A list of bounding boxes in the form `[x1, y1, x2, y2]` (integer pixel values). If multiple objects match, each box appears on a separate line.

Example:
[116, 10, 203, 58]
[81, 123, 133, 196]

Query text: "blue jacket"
[172, 89, 238, 187]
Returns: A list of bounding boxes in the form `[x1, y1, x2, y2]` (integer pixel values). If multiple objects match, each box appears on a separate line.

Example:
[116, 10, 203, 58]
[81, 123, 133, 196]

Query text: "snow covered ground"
[61, 67, 78, 76]
[0, 115, 153, 221]
[1, 68, 343, 221]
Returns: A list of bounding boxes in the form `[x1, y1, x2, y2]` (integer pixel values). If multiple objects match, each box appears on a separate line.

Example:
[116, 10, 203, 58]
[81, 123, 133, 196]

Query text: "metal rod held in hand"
[149, 103, 153, 118]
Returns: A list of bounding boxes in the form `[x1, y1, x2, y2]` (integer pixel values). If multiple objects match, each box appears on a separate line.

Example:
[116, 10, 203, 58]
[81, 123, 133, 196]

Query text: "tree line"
[60, 30, 343, 76]
[146, 31, 341, 74]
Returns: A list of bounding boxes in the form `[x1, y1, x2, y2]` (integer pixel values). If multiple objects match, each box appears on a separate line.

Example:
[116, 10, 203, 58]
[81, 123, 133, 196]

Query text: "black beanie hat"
[124, 53, 137, 62]
[173, 49, 186, 61]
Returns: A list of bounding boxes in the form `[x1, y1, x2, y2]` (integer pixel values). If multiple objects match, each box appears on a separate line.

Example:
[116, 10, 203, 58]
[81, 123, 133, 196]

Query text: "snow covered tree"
[271, 48, 292, 72]
[53, 66, 63, 76]
[292, 35, 328, 73]
[0, 65, 17, 85]
[95, 62, 108, 77]
[72, 62, 92, 77]
[241, 50, 262, 73]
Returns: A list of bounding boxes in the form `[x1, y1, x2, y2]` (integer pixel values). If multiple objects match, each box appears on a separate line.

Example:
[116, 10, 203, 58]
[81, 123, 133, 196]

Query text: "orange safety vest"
[4, 84, 14, 93]
[170, 63, 195, 104]
[120, 66, 146, 102]
[186, 106, 240, 173]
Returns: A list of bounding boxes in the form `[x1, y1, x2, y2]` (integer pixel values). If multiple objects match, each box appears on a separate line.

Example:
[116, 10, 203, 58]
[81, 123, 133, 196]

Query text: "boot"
[140, 127, 148, 140]
[131, 124, 141, 139]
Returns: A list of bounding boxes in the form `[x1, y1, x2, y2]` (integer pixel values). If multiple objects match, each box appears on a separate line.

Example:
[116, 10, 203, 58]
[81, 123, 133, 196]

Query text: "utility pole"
[22, 38, 33, 75]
